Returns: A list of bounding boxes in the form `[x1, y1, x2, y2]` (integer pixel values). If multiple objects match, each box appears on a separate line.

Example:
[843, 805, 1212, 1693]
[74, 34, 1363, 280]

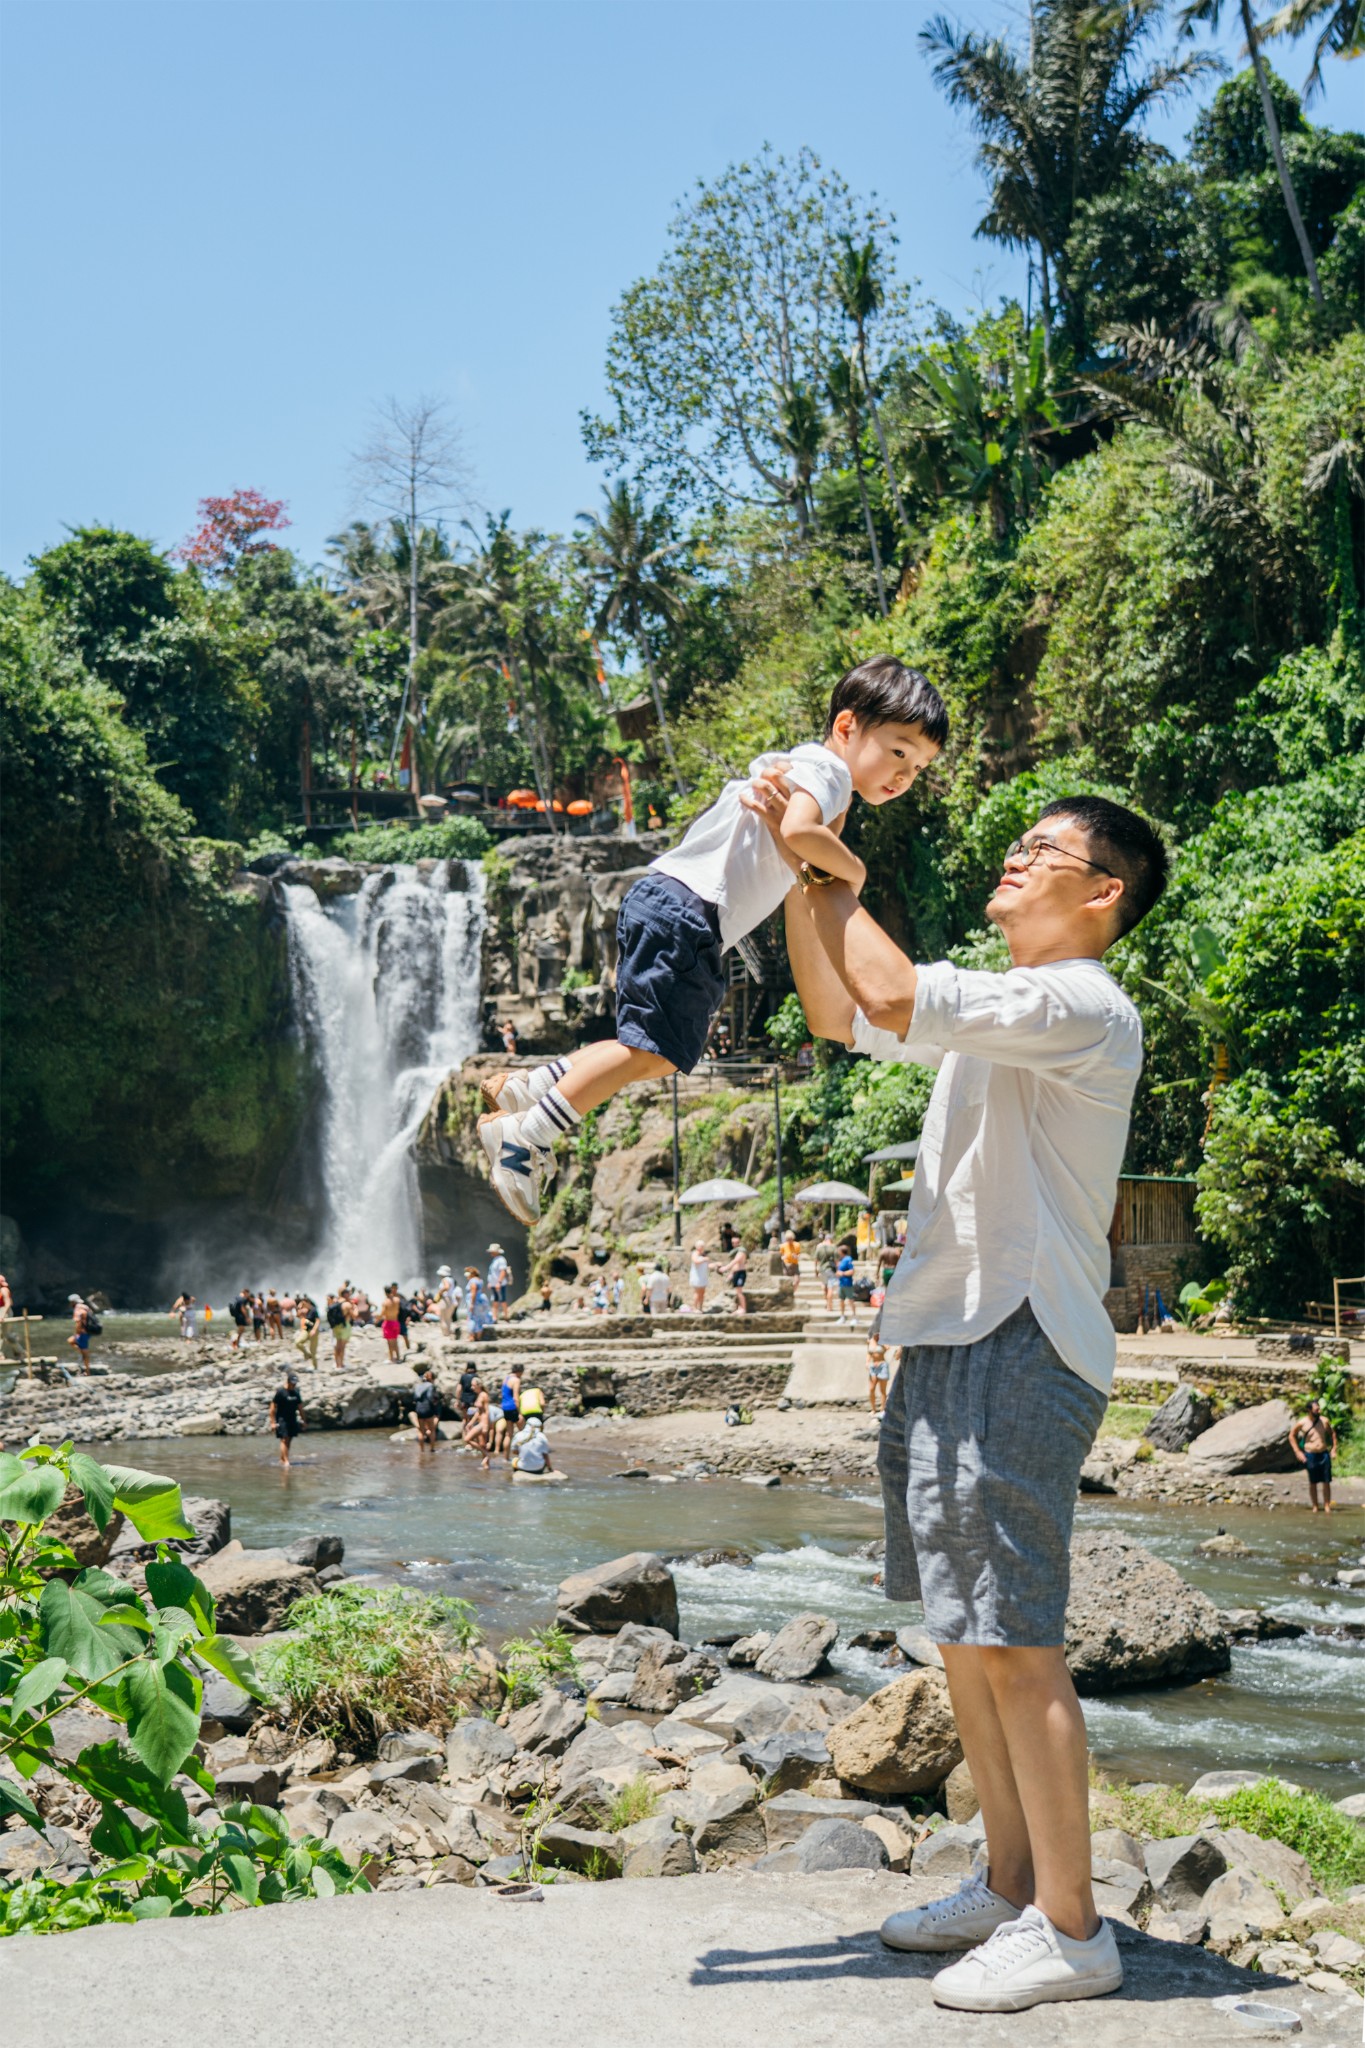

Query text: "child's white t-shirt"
[650, 743, 853, 952]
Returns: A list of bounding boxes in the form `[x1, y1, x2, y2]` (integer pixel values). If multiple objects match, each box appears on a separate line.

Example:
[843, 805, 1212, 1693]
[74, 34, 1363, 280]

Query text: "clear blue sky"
[2, 1, 1358, 577]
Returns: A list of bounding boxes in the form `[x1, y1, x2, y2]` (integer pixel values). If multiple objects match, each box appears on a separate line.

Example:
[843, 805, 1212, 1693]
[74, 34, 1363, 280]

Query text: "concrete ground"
[7, 1872, 1357, 2048]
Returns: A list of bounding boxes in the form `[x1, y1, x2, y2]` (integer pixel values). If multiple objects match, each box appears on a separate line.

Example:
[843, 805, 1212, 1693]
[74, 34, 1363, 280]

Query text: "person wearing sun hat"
[486, 1243, 512, 1321]
[434, 1264, 458, 1340]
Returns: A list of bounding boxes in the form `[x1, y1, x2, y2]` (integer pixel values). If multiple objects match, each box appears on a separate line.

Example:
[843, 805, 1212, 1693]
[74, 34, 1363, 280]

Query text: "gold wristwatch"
[797, 861, 838, 893]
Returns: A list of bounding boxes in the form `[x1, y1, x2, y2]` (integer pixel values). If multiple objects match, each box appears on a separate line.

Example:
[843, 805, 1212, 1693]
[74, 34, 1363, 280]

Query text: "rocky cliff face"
[479, 831, 669, 1054]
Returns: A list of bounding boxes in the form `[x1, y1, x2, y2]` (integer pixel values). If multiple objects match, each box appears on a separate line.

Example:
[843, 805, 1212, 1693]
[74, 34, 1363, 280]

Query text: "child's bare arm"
[778, 788, 866, 890]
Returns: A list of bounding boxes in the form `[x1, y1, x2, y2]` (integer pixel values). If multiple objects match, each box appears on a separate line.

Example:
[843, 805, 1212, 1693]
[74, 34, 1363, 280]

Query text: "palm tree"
[906, 323, 1058, 540]
[452, 515, 562, 831]
[922, 1, 1215, 352]
[836, 236, 911, 534]
[576, 484, 693, 796]
[326, 519, 464, 795]
[1179, 0, 1325, 304]
[825, 355, 890, 616]
[773, 386, 823, 539]
[1261, 0, 1363, 99]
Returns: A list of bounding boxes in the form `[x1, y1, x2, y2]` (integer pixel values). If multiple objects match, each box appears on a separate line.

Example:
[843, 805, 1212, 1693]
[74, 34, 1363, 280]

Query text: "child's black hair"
[825, 655, 949, 747]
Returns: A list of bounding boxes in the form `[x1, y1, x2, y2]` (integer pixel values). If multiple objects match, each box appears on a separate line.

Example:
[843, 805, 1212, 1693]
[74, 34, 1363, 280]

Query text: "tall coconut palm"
[825, 354, 890, 617]
[452, 515, 562, 831]
[836, 236, 911, 534]
[576, 483, 693, 796]
[922, 1, 1215, 351]
[1261, 0, 1363, 98]
[1180, 0, 1326, 303]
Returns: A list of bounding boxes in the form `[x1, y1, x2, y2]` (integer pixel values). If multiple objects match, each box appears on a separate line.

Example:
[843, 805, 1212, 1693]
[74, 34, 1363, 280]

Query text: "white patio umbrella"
[678, 1178, 759, 1205]
[792, 1181, 868, 1204]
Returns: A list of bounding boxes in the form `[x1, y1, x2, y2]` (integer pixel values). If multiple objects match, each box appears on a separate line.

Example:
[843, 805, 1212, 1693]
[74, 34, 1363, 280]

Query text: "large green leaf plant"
[0, 1443, 368, 1934]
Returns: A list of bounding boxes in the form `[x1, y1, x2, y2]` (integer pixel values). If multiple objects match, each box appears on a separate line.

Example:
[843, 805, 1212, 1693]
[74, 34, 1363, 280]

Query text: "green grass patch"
[606, 1777, 660, 1830]
[1099, 1403, 1158, 1440]
[500, 1625, 583, 1710]
[1330, 1433, 1365, 1478]
[262, 1585, 481, 1747]
[1093, 1776, 1365, 1896]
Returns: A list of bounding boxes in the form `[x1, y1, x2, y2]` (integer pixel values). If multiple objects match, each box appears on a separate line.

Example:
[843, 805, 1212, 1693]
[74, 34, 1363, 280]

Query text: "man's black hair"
[1035, 795, 1169, 939]
[825, 655, 949, 747]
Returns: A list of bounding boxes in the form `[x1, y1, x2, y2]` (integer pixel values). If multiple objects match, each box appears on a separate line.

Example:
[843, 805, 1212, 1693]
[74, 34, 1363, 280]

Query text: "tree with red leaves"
[174, 489, 290, 577]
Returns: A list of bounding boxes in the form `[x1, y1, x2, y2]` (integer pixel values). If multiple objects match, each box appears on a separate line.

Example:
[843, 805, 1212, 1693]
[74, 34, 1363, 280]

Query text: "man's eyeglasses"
[1004, 835, 1114, 877]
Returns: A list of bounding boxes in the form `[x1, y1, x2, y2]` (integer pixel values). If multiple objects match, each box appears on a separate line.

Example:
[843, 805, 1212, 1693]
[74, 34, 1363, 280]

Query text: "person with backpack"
[229, 1288, 252, 1352]
[324, 1290, 350, 1367]
[67, 1293, 100, 1373]
[293, 1296, 322, 1370]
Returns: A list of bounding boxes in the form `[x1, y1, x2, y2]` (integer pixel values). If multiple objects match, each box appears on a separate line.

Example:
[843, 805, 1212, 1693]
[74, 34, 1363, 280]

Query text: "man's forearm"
[783, 889, 856, 1044]
[804, 883, 919, 1039]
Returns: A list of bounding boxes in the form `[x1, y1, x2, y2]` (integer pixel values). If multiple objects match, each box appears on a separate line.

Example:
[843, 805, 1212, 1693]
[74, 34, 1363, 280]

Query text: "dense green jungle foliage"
[3, 42, 1362, 1316]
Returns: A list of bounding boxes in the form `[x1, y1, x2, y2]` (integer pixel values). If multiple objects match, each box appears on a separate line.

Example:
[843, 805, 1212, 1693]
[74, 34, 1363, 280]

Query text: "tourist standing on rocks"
[748, 771, 1167, 2015]
[1290, 1399, 1338, 1512]
[477, 659, 947, 1224]
[251, 1293, 266, 1343]
[487, 1244, 512, 1321]
[435, 1266, 458, 1339]
[380, 1283, 403, 1364]
[67, 1294, 93, 1374]
[465, 1266, 495, 1339]
[724, 1242, 749, 1315]
[265, 1288, 283, 1340]
[293, 1296, 321, 1370]
[229, 1288, 252, 1351]
[171, 1292, 197, 1339]
[269, 1371, 305, 1470]
[495, 1365, 522, 1458]
[645, 1260, 670, 1317]
[835, 1247, 857, 1325]
[326, 1291, 350, 1367]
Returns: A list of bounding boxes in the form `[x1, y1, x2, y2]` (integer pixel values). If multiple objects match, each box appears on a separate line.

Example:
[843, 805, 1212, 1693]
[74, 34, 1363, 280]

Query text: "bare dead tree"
[351, 396, 473, 795]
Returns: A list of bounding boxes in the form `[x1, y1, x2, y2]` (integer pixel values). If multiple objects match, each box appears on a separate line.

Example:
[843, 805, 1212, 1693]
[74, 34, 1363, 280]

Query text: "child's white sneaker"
[480, 1070, 536, 1116]
[479, 1112, 551, 1226]
[880, 1875, 1018, 1952]
[931, 1904, 1122, 2012]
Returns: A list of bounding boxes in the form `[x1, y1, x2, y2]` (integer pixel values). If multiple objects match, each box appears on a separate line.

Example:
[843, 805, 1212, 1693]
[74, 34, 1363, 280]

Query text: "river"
[78, 1424, 1365, 1802]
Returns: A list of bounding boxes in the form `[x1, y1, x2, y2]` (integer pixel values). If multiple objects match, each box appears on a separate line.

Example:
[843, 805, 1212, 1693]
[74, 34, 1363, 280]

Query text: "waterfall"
[281, 861, 486, 1294]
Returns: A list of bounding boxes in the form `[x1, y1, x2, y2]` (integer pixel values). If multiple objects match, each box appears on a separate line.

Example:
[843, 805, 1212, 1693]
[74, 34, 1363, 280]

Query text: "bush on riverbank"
[1093, 1775, 1365, 1896]
[261, 1585, 483, 1745]
[334, 817, 492, 864]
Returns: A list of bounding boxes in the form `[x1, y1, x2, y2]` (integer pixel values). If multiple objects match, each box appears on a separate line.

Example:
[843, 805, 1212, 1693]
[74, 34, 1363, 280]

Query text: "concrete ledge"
[784, 1345, 870, 1405]
[8, 1870, 1354, 2048]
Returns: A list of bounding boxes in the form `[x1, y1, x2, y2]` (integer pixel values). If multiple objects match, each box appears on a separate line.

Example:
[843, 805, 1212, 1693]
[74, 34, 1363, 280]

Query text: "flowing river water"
[77, 1424, 1365, 1801]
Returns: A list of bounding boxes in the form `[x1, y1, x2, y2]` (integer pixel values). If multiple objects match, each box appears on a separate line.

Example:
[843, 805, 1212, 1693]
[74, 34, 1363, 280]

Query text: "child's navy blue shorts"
[615, 871, 725, 1073]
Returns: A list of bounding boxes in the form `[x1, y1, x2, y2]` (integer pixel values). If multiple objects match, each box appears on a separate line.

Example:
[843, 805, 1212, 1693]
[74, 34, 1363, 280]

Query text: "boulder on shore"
[39, 1486, 125, 1569]
[754, 1614, 837, 1682]
[1185, 1399, 1298, 1476]
[1065, 1530, 1230, 1692]
[195, 1543, 322, 1634]
[825, 1668, 962, 1797]
[555, 1552, 679, 1637]
[1144, 1384, 1214, 1453]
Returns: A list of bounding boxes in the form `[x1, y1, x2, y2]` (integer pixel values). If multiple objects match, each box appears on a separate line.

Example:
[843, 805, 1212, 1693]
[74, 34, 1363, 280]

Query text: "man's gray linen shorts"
[877, 1301, 1108, 1647]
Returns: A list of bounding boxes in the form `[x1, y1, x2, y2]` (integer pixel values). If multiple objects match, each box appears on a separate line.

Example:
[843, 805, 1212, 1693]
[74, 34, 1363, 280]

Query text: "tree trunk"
[858, 332, 911, 535]
[514, 655, 558, 835]
[300, 695, 313, 830]
[1038, 246, 1054, 361]
[851, 430, 889, 619]
[350, 723, 359, 831]
[640, 628, 687, 797]
[407, 489, 423, 803]
[1242, 0, 1324, 307]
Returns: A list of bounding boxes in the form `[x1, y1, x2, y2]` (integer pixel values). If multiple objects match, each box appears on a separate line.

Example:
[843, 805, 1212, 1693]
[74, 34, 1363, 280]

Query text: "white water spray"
[281, 861, 486, 1294]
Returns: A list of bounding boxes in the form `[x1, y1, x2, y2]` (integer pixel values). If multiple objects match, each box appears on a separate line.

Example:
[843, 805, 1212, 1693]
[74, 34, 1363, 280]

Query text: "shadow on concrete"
[690, 1923, 1298, 2008]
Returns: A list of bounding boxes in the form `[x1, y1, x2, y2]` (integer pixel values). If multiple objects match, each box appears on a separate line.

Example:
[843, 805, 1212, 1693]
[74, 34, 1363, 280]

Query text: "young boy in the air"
[479, 655, 948, 1223]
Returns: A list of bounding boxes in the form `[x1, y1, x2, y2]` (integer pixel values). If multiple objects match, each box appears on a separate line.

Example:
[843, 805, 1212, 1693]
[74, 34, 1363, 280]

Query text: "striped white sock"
[526, 1057, 570, 1102]
[520, 1086, 580, 1153]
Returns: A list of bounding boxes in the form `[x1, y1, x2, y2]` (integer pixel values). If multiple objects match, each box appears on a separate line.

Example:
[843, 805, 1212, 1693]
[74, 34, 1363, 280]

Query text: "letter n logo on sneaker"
[500, 1142, 532, 1175]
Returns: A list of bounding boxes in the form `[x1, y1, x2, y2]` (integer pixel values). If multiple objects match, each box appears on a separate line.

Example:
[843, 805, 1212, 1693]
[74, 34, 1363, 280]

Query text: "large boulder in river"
[1185, 1399, 1298, 1476]
[307, 1383, 403, 1430]
[1065, 1530, 1230, 1692]
[754, 1614, 838, 1682]
[556, 1552, 678, 1636]
[40, 1486, 124, 1569]
[196, 1543, 322, 1634]
[826, 1668, 962, 1796]
[1144, 1384, 1214, 1453]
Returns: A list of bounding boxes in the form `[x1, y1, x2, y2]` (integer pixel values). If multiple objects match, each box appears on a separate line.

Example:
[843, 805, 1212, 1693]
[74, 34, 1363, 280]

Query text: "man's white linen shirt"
[651, 743, 852, 953]
[857, 958, 1143, 1395]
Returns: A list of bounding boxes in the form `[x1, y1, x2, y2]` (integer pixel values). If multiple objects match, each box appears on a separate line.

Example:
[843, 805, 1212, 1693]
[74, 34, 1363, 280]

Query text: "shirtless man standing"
[1290, 1399, 1339, 1513]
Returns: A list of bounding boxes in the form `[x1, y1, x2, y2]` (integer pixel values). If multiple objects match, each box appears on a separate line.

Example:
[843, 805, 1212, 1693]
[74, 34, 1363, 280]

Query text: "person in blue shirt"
[836, 1249, 857, 1325]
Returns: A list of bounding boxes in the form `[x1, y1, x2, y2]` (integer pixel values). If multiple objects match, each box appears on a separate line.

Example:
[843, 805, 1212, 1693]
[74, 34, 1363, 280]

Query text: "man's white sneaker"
[479, 1112, 551, 1226]
[880, 1876, 1020, 1953]
[931, 1904, 1123, 2012]
[480, 1070, 537, 1116]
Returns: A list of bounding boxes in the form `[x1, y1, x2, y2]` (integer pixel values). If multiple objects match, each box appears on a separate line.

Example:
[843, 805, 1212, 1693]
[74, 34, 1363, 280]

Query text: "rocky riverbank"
[7, 1542, 1361, 2011]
